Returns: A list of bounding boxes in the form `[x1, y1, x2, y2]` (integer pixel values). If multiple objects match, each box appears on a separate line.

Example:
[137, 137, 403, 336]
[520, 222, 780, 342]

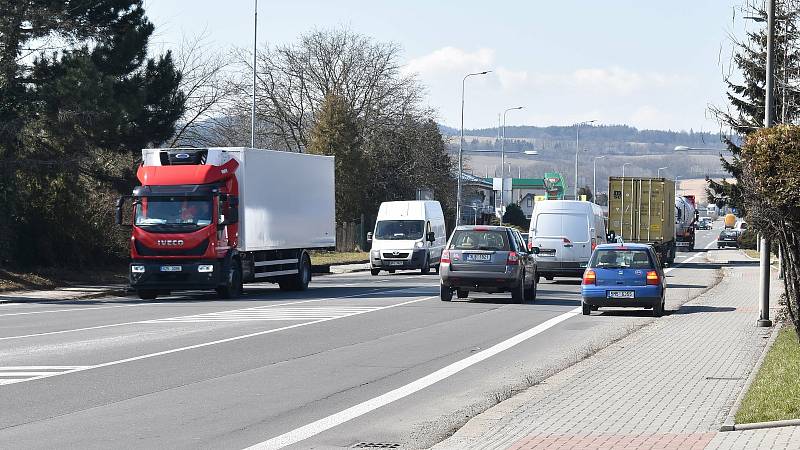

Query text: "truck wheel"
[420, 253, 431, 275]
[137, 290, 158, 300]
[440, 284, 453, 301]
[370, 268, 380, 276]
[216, 259, 243, 299]
[279, 253, 312, 291]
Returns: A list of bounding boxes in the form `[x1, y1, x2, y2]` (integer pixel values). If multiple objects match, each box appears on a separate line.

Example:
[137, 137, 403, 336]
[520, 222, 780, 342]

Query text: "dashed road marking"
[143, 305, 382, 323]
[0, 366, 90, 385]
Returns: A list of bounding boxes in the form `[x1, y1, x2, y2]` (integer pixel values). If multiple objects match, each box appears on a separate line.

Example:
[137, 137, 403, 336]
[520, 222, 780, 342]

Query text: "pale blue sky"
[144, 1, 750, 132]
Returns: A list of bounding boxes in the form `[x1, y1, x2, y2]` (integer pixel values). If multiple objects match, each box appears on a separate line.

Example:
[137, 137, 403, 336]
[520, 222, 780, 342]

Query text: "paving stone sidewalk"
[434, 249, 794, 450]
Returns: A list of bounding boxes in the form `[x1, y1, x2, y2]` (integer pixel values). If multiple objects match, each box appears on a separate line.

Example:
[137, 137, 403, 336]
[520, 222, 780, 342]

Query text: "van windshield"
[374, 220, 425, 240]
[534, 213, 589, 241]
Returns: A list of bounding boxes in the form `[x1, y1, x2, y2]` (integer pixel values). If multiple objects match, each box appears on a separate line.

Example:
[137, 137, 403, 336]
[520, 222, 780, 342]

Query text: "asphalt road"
[0, 229, 724, 449]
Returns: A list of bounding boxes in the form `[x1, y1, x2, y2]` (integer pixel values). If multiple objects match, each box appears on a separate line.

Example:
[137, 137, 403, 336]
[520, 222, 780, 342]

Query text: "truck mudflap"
[129, 260, 222, 290]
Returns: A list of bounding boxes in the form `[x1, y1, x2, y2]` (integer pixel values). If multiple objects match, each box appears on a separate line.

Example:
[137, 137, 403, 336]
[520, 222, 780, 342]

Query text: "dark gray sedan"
[439, 225, 538, 303]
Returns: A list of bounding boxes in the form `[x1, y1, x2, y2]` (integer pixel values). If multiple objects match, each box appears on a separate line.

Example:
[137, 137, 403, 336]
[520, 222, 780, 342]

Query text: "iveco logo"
[175, 153, 190, 159]
[157, 239, 184, 246]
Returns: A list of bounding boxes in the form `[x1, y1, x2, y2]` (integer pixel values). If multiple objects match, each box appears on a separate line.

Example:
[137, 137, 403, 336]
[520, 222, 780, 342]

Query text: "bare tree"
[168, 31, 236, 147]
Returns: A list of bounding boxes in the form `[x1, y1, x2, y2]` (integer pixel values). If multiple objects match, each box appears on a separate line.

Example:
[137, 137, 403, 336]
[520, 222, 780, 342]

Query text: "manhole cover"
[352, 443, 401, 449]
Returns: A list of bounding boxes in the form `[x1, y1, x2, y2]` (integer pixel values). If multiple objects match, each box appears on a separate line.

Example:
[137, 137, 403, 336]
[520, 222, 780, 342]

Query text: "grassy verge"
[736, 326, 800, 424]
[0, 267, 128, 292]
[309, 251, 369, 266]
[743, 249, 779, 265]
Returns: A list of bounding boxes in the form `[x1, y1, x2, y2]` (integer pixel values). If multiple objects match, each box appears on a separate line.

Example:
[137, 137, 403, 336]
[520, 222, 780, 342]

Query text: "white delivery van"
[368, 201, 446, 275]
[528, 200, 606, 280]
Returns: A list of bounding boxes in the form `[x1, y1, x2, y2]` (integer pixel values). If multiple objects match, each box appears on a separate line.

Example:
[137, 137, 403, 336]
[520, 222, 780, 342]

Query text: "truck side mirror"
[607, 231, 616, 242]
[427, 231, 435, 243]
[366, 232, 373, 242]
[219, 196, 239, 226]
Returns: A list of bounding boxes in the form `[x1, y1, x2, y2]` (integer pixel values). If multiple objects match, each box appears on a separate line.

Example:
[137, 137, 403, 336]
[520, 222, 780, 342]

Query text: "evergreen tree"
[307, 92, 365, 223]
[708, 1, 800, 214]
[503, 203, 529, 229]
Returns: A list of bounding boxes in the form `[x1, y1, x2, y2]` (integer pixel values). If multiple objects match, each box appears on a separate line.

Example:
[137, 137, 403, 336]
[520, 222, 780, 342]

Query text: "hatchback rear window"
[450, 230, 510, 251]
[590, 249, 653, 269]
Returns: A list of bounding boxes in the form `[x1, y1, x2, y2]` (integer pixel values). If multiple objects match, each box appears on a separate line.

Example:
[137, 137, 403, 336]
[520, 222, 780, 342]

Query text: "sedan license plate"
[465, 254, 492, 262]
[607, 290, 634, 299]
[160, 265, 182, 272]
[389, 261, 404, 266]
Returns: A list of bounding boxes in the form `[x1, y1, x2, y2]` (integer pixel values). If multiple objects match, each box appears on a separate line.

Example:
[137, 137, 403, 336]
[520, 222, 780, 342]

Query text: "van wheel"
[440, 284, 453, 301]
[370, 268, 380, 276]
[216, 259, 243, 299]
[137, 289, 158, 300]
[420, 253, 431, 275]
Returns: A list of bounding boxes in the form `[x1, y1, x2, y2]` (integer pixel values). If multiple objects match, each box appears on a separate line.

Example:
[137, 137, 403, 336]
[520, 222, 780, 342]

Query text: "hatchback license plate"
[160, 265, 182, 272]
[466, 254, 491, 261]
[608, 290, 634, 299]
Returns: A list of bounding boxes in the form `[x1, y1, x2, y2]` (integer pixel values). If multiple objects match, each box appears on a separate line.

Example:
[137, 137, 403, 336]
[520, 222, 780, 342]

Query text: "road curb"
[720, 320, 783, 432]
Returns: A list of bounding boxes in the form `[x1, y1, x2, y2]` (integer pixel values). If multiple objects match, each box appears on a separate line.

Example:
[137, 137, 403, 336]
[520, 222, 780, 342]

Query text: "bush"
[738, 231, 758, 250]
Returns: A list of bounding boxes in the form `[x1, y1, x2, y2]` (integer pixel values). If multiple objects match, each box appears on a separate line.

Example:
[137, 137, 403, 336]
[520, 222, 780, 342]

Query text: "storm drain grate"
[352, 443, 401, 449]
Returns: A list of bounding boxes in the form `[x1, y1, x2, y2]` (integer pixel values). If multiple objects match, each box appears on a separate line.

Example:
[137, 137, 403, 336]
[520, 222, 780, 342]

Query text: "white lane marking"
[244, 307, 581, 450]
[0, 287, 430, 342]
[143, 306, 382, 323]
[0, 366, 89, 385]
[0, 296, 435, 386]
[0, 303, 161, 318]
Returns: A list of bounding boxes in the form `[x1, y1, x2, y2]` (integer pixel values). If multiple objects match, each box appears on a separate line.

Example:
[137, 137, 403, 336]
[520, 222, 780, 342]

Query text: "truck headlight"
[131, 265, 145, 274]
[198, 264, 214, 273]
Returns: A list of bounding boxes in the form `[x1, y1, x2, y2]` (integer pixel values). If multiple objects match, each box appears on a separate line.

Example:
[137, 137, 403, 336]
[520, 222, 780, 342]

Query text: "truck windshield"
[135, 197, 213, 230]
[374, 220, 425, 240]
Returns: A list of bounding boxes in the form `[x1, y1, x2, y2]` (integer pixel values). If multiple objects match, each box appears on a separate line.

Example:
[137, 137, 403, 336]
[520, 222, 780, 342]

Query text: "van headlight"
[198, 264, 214, 273]
[131, 265, 145, 274]
[371, 249, 380, 258]
[415, 241, 424, 248]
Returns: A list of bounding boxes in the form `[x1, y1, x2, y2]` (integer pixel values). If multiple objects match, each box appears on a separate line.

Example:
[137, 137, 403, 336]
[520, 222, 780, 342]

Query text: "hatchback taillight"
[441, 250, 451, 264]
[582, 269, 596, 285]
[646, 270, 660, 285]
[506, 251, 519, 265]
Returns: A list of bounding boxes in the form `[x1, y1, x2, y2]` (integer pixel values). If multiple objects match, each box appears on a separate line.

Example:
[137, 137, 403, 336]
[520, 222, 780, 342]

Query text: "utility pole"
[758, 0, 776, 328]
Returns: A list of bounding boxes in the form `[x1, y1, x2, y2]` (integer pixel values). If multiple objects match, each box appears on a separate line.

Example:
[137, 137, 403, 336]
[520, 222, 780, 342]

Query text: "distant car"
[439, 225, 538, 303]
[733, 220, 748, 236]
[581, 243, 667, 317]
[717, 230, 739, 248]
[697, 217, 712, 230]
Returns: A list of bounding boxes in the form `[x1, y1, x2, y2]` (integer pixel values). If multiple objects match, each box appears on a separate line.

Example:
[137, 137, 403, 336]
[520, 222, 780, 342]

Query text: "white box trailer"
[127, 147, 335, 299]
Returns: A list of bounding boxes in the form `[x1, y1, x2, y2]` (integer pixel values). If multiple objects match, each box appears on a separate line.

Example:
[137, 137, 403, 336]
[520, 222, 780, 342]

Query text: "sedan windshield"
[374, 220, 425, 240]
[590, 249, 653, 269]
[135, 197, 213, 229]
[449, 230, 510, 251]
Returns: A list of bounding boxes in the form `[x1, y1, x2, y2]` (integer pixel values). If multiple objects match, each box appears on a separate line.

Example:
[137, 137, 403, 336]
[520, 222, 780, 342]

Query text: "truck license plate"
[160, 265, 182, 272]
[608, 290, 634, 299]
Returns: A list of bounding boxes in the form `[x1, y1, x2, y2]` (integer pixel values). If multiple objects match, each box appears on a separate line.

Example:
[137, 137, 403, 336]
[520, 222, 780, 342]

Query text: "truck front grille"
[135, 239, 209, 257]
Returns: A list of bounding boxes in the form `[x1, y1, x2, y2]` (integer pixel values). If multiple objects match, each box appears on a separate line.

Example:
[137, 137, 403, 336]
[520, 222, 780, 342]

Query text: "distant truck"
[608, 177, 676, 266]
[675, 195, 698, 251]
[117, 147, 336, 300]
[724, 214, 737, 229]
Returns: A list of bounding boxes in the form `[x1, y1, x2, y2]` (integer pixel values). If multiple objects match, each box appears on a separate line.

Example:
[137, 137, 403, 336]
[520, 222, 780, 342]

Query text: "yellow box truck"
[608, 177, 676, 266]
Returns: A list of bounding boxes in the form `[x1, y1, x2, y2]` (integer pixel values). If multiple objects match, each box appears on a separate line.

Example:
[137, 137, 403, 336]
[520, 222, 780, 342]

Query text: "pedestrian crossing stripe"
[142, 305, 382, 324]
[0, 366, 90, 385]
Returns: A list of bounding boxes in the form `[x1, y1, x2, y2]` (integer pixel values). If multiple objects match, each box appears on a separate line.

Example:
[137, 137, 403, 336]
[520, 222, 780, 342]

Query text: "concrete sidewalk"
[434, 249, 795, 450]
[0, 283, 128, 303]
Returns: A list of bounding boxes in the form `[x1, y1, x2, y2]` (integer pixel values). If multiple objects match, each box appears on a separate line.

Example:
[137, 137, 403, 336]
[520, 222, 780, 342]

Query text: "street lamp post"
[501, 106, 523, 217]
[251, 0, 258, 148]
[657, 166, 669, 177]
[575, 120, 597, 198]
[593, 155, 606, 204]
[457, 70, 491, 226]
[759, 0, 776, 327]
[622, 162, 632, 178]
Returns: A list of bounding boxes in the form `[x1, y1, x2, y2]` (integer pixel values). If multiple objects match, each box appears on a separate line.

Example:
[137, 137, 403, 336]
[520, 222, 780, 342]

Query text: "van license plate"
[607, 290, 634, 299]
[389, 261, 404, 266]
[466, 254, 491, 261]
[160, 265, 182, 272]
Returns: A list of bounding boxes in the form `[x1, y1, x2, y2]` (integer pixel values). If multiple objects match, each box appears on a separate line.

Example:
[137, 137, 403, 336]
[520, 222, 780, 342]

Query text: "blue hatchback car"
[581, 243, 667, 317]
